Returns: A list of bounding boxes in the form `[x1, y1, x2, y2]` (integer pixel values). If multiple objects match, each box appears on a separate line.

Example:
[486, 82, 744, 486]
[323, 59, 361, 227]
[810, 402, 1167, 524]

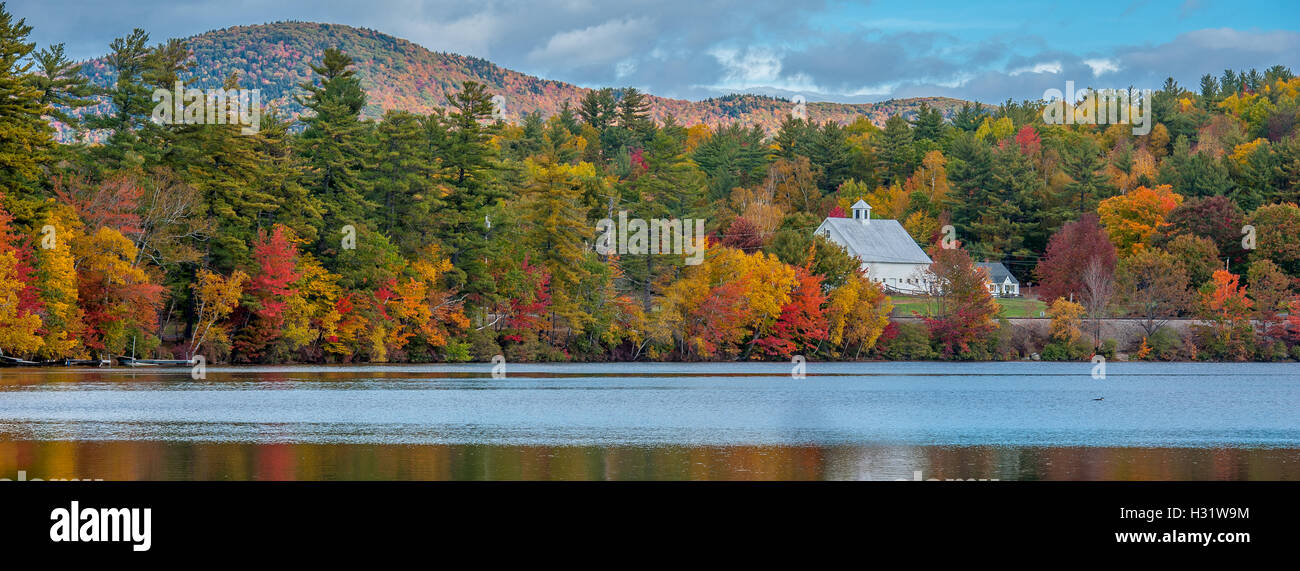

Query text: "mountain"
[75, 21, 970, 131]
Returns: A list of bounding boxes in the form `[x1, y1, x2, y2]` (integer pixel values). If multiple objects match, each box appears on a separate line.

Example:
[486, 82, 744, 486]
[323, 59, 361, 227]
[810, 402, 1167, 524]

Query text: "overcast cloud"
[9, 0, 1299, 103]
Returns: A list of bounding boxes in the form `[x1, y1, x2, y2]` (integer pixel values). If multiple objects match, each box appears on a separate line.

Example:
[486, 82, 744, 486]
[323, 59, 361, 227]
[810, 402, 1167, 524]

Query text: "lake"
[0, 362, 1297, 480]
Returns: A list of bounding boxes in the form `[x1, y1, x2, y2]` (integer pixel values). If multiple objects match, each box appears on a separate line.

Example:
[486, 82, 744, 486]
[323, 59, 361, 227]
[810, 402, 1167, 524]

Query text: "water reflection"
[2, 362, 1298, 480]
[1, 441, 1296, 481]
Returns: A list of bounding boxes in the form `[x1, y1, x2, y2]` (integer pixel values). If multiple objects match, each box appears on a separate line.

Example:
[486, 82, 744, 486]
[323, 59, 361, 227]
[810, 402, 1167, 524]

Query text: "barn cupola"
[851, 200, 872, 225]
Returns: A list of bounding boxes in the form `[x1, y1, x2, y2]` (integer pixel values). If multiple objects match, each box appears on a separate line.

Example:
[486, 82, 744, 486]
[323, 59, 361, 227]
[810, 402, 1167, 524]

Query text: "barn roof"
[819, 218, 932, 265]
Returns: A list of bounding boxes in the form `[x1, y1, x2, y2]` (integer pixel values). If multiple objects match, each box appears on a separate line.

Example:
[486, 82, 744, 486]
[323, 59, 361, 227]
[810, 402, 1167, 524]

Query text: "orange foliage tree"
[1097, 184, 1183, 256]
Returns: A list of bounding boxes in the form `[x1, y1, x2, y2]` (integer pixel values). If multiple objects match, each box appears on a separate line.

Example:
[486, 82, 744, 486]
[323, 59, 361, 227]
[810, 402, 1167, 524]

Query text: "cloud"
[527, 17, 655, 69]
[1009, 61, 1063, 75]
[6, 0, 1297, 104]
[1084, 58, 1121, 76]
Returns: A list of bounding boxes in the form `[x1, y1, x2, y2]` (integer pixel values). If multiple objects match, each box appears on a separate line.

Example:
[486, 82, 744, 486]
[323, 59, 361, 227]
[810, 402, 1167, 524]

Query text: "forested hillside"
[67, 21, 967, 136]
[2, 5, 1299, 365]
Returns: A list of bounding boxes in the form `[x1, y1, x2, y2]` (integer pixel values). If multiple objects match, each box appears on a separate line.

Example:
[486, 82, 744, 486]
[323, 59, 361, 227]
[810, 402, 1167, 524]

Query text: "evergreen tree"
[1060, 137, 1110, 217]
[1158, 136, 1234, 198]
[297, 47, 373, 255]
[369, 110, 437, 253]
[807, 121, 854, 193]
[433, 81, 505, 300]
[876, 115, 914, 186]
[947, 132, 993, 240]
[692, 123, 768, 200]
[30, 43, 97, 131]
[0, 4, 52, 225]
[910, 102, 945, 143]
[578, 87, 616, 131]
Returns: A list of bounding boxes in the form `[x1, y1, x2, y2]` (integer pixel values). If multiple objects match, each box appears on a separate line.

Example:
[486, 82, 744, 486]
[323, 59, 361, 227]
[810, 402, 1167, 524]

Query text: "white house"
[976, 262, 1020, 297]
[814, 200, 933, 294]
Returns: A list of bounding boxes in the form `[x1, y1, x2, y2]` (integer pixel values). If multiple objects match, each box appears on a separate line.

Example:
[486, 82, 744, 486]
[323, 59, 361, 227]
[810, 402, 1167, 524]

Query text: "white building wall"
[863, 261, 931, 295]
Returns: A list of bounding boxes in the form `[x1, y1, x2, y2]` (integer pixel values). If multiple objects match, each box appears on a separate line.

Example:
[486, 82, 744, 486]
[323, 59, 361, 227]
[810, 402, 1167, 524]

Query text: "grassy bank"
[890, 296, 1047, 318]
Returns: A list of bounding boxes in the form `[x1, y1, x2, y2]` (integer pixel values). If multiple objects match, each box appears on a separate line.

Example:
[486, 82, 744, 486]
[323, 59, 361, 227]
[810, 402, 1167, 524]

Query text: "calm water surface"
[0, 362, 1296, 480]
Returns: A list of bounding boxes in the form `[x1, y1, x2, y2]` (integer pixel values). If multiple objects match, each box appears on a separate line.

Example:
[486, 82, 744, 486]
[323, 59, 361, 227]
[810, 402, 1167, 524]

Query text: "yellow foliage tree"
[34, 205, 84, 359]
[190, 269, 248, 358]
[0, 250, 43, 356]
[1048, 298, 1086, 346]
[659, 246, 797, 359]
[824, 271, 893, 358]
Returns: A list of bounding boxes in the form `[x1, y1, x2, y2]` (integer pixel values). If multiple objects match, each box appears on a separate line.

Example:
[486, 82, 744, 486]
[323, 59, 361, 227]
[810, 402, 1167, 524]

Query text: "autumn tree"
[73, 226, 165, 356]
[0, 249, 41, 356]
[1158, 196, 1246, 268]
[923, 246, 1000, 357]
[33, 205, 84, 358]
[1246, 259, 1292, 330]
[1097, 184, 1183, 256]
[824, 269, 892, 359]
[1043, 298, 1088, 360]
[1035, 213, 1117, 304]
[1197, 269, 1254, 360]
[1247, 203, 1300, 275]
[1116, 249, 1191, 337]
[189, 269, 248, 359]
[753, 266, 828, 359]
[658, 247, 796, 360]
[233, 225, 301, 362]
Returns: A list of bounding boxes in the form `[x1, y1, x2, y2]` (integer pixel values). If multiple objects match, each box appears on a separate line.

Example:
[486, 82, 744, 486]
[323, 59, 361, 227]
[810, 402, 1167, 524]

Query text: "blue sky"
[9, 0, 1299, 103]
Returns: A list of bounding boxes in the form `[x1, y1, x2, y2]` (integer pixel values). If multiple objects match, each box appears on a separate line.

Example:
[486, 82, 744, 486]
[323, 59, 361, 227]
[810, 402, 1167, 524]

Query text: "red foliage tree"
[1014, 125, 1041, 156]
[925, 246, 1000, 356]
[233, 225, 301, 360]
[753, 266, 828, 358]
[506, 255, 552, 332]
[0, 194, 41, 317]
[1035, 213, 1117, 304]
[52, 173, 143, 237]
[721, 217, 764, 253]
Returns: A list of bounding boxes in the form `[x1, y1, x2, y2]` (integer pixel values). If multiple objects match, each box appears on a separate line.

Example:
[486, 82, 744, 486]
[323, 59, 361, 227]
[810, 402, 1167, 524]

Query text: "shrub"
[1099, 338, 1118, 359]
[466, 328, 503, 362]
[1041, 338, 1092, 361]
[1148, 328, 1185, 360]
[1266, 340, 1289, 362]
[442, 340, 472, 362]
[881, 322, 936, 360]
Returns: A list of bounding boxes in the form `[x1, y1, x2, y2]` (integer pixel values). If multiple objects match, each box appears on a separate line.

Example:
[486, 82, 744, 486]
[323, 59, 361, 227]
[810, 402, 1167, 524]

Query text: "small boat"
[0, 354, 39, 367]
[117, 356, 193, 367]
[60, 358, 112, 367]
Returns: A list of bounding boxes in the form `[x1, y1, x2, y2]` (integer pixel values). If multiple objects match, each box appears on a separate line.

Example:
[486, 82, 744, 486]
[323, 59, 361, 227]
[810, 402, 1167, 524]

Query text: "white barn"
[814, 200, 933, 294]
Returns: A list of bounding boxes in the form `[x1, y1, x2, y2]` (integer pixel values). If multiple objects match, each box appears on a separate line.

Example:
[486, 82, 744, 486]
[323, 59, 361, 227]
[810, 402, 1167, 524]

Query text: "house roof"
[818, 218, 932, 264]
[976, 262, 1018, 284]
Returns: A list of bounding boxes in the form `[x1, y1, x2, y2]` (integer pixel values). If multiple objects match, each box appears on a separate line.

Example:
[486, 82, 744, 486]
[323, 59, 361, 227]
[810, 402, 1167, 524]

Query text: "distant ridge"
[74, 21, 971, 130]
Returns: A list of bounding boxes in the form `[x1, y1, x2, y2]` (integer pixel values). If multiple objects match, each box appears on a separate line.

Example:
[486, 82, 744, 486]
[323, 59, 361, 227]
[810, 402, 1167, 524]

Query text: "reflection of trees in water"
[1, 441, 1295, 481]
